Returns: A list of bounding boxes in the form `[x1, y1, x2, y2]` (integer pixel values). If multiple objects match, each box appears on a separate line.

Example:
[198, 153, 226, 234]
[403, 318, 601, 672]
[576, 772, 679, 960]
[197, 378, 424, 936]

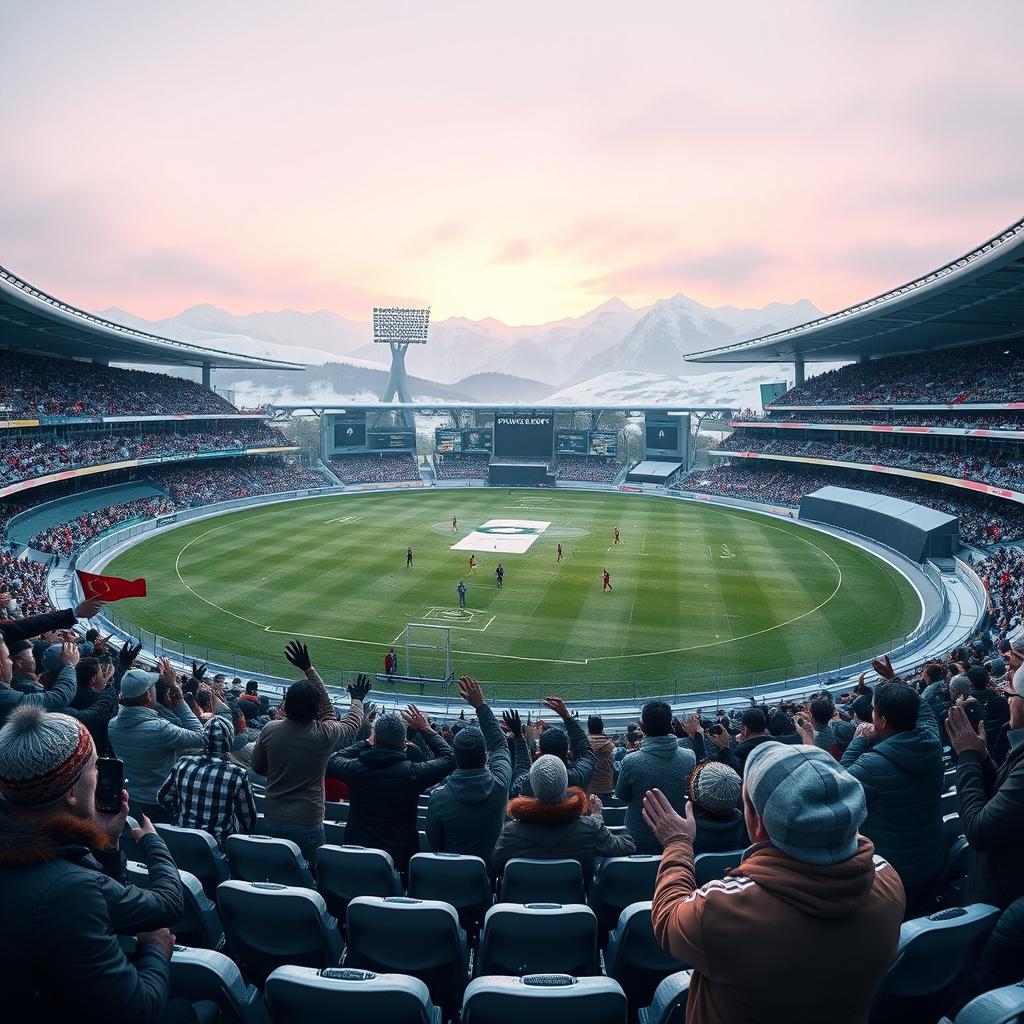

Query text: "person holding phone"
[0, 705, 199, 1022]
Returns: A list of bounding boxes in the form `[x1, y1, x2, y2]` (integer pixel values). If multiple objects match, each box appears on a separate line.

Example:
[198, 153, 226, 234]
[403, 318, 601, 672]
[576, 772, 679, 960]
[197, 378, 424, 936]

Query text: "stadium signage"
[731, 420, 1024, 440]
[497, 416, 551, 426]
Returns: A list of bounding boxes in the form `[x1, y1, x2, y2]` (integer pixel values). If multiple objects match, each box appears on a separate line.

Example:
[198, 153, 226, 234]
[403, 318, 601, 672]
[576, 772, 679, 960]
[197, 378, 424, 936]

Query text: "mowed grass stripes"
[103, 490, 922, 694]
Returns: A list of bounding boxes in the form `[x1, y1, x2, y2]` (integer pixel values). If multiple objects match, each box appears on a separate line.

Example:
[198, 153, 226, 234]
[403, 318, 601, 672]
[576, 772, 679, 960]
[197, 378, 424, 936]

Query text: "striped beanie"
[689, 760, 741, 816]
[0, 706, 94, 806]
[744, 742, 866, 865]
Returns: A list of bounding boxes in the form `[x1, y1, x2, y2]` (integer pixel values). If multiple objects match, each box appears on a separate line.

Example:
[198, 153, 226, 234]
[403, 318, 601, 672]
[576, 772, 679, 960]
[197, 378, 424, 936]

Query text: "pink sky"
[2, 1, 1022, 325]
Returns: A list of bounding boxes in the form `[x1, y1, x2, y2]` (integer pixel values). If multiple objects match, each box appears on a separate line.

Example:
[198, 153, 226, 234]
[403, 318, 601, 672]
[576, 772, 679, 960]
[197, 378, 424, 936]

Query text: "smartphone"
[95, 758, 124, 814]
[962, 699, 984, 732]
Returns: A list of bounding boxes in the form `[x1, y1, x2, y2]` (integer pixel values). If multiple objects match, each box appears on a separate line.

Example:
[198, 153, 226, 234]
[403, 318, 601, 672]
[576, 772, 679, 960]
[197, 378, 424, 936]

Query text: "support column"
[794, 354, 805, 387]
[202, 362, 212, 390]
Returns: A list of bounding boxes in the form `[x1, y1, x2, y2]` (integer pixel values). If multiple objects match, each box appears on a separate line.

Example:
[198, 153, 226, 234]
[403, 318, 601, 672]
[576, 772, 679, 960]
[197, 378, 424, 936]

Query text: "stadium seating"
[315, 845, 403, 920]
[126, 861, 225, 950]
[157, 823, 231, 900]
[476, 903, 598, 978]
[590, 855, 662, 939]
[327, 453, 420, 484]
[938, 981, 1024, 1024]
[225, 835, 315, 888]
[169, 946, 268, 1024]
[263, 966, 442, 1024]
[461, 975, 629, 1024]
[217, 881, 344, 987]
[407, 852, 494, 934]
[605, 902, 690, 1012]
[499, 858, 586, 905]
[693, 850, 745, 887]
[637, 971, 692, 1024]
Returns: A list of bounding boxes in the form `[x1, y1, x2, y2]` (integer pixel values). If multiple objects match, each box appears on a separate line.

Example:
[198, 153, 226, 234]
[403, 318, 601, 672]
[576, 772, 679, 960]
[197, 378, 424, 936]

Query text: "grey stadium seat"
[601, 805, 628, 827]
[217, 881, 343, 988]
[322, 820, 346, 846]
[605, 901, 690, 1013]
[477, 903, 598, 978]
[408, 852, 493, 933]
[940, 788, 959, 815]
[156, 823, 231, 900]
[315, 845, 402, 921]
[324, 800, 350, 823]
[591, 855, 661, 939]
[693, 849, 745, 887]
[264, 966, 441, 1024]
[127, 860, 224, 950]
[638, 971, 692, 1024]
[500, 858, 585, 904]
[169, 945, 269, 1024]
[462, 974, 628, 1024]
[345, 895, 470, 1022]
[942, 811, 963, 852]
[225, 834, 315, 888]
[870, 904, 1001, 1024]
[941, 980, 1024, 1024]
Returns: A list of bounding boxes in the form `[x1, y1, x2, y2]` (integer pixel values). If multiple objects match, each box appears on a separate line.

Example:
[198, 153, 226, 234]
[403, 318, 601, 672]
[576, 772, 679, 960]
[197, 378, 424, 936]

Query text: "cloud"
[488, 239, 533, 265]
[581, 244, 778, 296]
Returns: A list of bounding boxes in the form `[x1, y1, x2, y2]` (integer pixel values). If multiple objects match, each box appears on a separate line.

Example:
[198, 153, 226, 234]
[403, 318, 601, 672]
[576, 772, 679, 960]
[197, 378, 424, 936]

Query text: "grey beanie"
[833, 719, 856, 752]
[453, 725, 486, 768]
[690, 760, 741, 815]
[989, 656, 1007, 679]
[530, 754, 569, 803]
[373, 713, 408, 750]
[0, 707, 94, 806]
[744, 742, 866, 865]
[949, 674, 972, 700]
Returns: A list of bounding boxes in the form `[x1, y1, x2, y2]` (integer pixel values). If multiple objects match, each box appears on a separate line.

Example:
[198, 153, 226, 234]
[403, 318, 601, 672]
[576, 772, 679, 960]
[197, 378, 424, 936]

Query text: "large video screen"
[646, 423, 679, 451]
[493, 413, 554, 457]
[556, 430, 588, 454]
[334, 417, 366, 448]
[589, 431, 618, 457]
[435, 428, 462, 454]
[367, 430, 415, 450]
[462, 428, 492, 453]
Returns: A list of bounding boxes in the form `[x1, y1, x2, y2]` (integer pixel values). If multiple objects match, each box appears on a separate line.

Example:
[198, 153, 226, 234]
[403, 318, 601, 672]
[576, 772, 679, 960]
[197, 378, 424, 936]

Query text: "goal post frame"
[398, 622, 454, 686]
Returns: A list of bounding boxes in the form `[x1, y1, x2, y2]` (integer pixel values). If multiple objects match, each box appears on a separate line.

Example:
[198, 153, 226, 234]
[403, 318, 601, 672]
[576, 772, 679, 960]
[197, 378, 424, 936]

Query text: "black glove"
[348, 674, 371, 701]
[284, 641, 312, 672]
[118, 640, 143, 671]
[191, 660, 207, 681]
[502, 709, 523, 737]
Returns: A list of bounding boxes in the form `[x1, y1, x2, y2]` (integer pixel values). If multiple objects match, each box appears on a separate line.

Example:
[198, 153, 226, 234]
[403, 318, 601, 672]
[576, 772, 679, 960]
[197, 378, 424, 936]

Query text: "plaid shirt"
[158, 753, 257, 847]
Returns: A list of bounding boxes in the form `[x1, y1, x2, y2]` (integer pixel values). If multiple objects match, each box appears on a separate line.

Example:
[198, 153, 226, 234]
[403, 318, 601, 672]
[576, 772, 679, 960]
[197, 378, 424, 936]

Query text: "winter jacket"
[426, 704, 513, 863]
[840, 699, 945, 889]
[956, 728, 1024, 909]
[615, 735, 696, 854]
[511, 716, 595, 797]
[692, 809, 749, 855]
[971, 688, 1011, 764]
[492, 787, 636, 882]
[587, 733, 616, 795]
[327, 729, 454, 872]
[976, 896, 1024, 994]
[108, 698, 204, 803]
[0, 662, 77, 726]
[0, 606, 76, 644]
[732, 733, 777, 769]
[0, 810, 184, 1024]
[651, 834, 905, 1024]
[69, 683, 119, 756]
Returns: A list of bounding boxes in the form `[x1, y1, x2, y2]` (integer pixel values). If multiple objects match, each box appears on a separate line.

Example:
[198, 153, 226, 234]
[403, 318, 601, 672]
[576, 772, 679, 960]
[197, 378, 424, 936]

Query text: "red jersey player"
[602, 569, 612, 592]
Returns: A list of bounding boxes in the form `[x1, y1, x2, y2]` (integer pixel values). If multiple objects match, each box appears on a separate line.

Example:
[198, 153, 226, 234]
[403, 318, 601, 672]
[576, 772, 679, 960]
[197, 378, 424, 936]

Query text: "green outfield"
[102, 489, 922, 697]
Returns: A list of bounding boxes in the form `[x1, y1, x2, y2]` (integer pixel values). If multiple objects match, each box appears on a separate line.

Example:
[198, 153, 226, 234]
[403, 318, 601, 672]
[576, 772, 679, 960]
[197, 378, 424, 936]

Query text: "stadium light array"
[373, 306, 431, 345]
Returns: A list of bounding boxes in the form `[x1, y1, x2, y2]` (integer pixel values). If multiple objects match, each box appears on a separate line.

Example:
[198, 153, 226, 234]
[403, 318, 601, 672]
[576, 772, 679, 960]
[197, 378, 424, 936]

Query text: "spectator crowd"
[433, 453, 491, 480]
[327, 454, 420, 484]
[555, 455, 621, 482]
[29, 497, 178, 556]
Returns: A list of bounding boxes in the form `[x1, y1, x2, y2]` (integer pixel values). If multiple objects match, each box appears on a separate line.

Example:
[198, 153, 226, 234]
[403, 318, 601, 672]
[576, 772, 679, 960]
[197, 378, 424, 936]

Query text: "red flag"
[76, 570, 147, 602]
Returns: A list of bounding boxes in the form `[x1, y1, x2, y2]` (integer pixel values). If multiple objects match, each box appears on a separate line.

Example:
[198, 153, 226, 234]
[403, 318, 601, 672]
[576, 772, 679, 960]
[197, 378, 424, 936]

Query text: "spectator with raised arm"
[251, 643, 366, 861]
[328, 703, 454, 875]
[426, 677, 513, 864]
[510, 695, 595, 797]
[0, 638, 81, 726]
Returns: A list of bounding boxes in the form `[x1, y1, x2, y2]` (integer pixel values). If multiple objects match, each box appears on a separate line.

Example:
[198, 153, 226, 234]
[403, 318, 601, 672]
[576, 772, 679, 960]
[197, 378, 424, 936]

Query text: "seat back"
[322, 821, 346, 846]
[264, 966, 438, 1024]
[874, 904, 1001, 1003]
[315, 845, 402, 920]
[693, 850, 745, 887]
[462, 974, 627, 1024]
[169, 945, 269, 1024]
[345, 896, 468, 1021]
[941, 812, 963, 853]
[408, 853, 493, 929]
[225, 834, 314, 888]
[156, 823, 230, 899]
[591, 856, 661, 937]
[638, 971, 692, 1024]
[500, 858, 585, 905]
[952, 980, 1024, 1024]
[940, 788, 958, 815]
[601, 805, 628, 827]
[605, 902, 689, 1011]
[217, 881, 342, 988]
[324, 801, 350, 823]
[127, 861, 224, 950]
[936, 836, 971, 897]
[478, 903, 598, 978]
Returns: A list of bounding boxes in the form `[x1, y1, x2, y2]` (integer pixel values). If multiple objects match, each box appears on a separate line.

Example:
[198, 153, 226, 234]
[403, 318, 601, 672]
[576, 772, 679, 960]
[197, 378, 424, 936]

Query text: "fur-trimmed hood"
[507, 786, 589, 825]
[0, 810, 112, 868]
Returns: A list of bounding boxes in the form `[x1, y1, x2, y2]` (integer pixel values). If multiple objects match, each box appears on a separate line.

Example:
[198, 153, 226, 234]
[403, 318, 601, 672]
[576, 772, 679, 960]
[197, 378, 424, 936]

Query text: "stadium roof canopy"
[687, 216, 1024, 364]
[0, 265, 304, 371]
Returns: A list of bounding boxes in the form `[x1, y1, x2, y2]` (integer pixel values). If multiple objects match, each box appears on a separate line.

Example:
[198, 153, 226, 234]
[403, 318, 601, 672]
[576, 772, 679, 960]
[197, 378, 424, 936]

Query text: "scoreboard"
[435, 428, 462, 454]
[435, 428, 493, 454]
[588, 431, 618, 457]
[333, 416, 366, 448]
[555, 430, 588, 454]
[367, 430, 415, 450]
[493, 412, 554, 458]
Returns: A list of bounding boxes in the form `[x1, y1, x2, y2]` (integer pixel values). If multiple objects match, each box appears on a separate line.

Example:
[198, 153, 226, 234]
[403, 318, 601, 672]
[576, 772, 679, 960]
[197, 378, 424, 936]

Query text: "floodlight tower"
[374, 306, 431, 404]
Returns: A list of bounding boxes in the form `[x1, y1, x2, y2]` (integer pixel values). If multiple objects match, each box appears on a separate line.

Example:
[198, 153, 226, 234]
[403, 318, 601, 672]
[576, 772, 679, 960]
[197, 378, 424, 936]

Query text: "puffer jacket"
[327, 729, 454, 872]
[615, 736, 696, 854]
[0, 662, 77, 726]
[0, 810, 184, 1023]
[492, 787, 636, 883]
[840, 699, 945, 888]
[587, 733, 616, 795]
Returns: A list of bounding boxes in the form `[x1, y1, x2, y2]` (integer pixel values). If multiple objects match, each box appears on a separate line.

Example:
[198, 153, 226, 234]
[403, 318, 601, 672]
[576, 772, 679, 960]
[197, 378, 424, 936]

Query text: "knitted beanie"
[530, 754, 569, 803]
[0, 706, 94, 806]
[453, 725, 486, 768]
[833, 719, 856, 753]
[689, 760, 741, 816]
[744, 742, 866, 866]
[373, 713, 408, 750]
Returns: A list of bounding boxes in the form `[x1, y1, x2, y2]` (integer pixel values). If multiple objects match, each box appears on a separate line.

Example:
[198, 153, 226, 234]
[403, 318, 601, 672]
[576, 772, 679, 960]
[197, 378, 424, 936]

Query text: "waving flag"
[77, 570, 147, 602]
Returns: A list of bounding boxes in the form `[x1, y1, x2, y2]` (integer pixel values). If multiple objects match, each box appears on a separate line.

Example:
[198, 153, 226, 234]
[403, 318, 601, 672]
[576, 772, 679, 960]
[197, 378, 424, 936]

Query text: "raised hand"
[75, 598, 104, 619]
[401, 704, 430, 732]
[458, 676, 485, 708]
[191, 660, 207, 682]
[642, 788, 696, 847]
[682, 713, 701, 738]
[542, 695, 570, 721]
[501, 709, 523, 736]
[284, 640, 312, 672]
[59, 641, 80, 667]
[872, 653, 895, 680]
[348, 674, 372, 701]
[947, 704, 987, 757]
[118, 639, 143, 671]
